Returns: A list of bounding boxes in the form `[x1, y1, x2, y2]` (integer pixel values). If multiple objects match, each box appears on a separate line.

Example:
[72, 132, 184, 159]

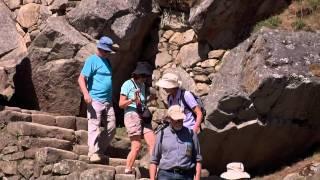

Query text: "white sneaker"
[89, 153, 101, 163]
[124, 168, 133, 174]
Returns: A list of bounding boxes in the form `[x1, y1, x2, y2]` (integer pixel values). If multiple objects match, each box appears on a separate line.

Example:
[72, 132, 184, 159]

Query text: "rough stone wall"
[0, 105, 154, 179]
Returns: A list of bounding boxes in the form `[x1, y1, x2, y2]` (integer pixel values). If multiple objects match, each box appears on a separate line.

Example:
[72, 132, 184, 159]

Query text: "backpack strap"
[130, 79, 145, 106]
[160, 128, 164, 144]
[180, 89, 197, 118]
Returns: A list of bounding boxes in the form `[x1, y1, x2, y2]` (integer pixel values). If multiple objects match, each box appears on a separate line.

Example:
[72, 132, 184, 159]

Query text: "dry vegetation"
[255, 0, 320, 31]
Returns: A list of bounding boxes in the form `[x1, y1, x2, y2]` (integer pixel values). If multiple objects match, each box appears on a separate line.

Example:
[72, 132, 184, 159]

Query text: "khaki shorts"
[124, 111, 152, 137]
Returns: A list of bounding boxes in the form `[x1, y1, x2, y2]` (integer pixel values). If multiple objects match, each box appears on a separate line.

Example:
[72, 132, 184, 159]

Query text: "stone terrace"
[0, 105, 213, 179]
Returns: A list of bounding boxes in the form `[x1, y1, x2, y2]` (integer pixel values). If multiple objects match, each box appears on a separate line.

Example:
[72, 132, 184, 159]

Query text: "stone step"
[80, 168, 115, 179]
[72, 145, 88, 155]
[6, 122, 75, 141]
[75, 130, 87, 145]
[36, 159, 147, 179]
[35, 147, 79, 164]
[2, 107, 88, 131]
[77, 156, 140, 168]
[19, 137, 74, 159]
[115, 165, 141, 178]
[115, 174, 135, 180]
[0, 110, 31, 122]
[109, 158, 140, 167]
[18, 137, 73, 151]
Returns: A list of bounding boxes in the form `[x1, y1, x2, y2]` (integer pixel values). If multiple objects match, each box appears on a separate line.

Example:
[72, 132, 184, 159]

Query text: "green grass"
[254, 16, 282, 31]
[292, 19, 306, 30]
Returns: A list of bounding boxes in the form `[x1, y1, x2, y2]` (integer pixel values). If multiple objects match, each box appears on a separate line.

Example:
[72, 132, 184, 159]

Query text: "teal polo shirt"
[81, 54, 112, 103]
[120, 79, 146, 113]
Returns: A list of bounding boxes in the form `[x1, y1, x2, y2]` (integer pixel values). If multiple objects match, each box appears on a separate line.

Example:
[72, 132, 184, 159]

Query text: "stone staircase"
[0, 106, 212, 179]
[0, 106, 150, 180]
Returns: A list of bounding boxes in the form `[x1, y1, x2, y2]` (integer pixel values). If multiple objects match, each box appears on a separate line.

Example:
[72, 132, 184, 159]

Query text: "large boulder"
[0, 1, 25, 58]
[201, 29, 320, 174]
[188, 0, 288, 48]
[0, 2, 28, 103]
[24, 16, 89, 115]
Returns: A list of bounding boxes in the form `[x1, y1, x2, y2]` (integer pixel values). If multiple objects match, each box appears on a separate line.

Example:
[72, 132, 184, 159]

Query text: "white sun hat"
[156, 73, 182, 89]
[220, 162, 251, 180]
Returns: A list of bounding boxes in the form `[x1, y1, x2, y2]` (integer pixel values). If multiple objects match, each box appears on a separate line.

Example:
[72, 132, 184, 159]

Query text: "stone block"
[109, 158, 139, 167]
[18, 159, 34, 179]
[208, 49, 226, 59]
[78, 155, 89, 163]
[2, 151, 24, 161]
[0, 131, 16, 152]
[72, 145, 88, 155]
[42, 164, 53, 175]
[32, 114, 56, 126]
[0, 161, 18, 175]
[4, 106, 21, 112]
[52, 159, 88, 175]
[18, 137, 73, 151]
[79, 168, 115, 180]
[1, 145, 19, 155]
[75, 130, 87, 145]
[7, 122, 75, 141]
[56, 116, 76, 130]
[87, 164, 115, 172]
[115, 165, 135, 175]
[75, 117, 87, 131]
[115, 174, 135, 180]
[24, 148, 39, 158]
[0, 110, 32, 122]
[35, 147, 79, 164]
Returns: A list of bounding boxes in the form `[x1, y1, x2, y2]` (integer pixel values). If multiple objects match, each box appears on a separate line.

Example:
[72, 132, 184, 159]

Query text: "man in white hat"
[220, 162, 251, 180]
[150, 105, 202, 180]
[78, 36, 119, 162]
[156, 73, 203, 134]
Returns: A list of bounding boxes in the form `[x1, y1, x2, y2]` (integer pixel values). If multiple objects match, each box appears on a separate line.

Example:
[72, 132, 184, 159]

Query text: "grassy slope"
[254, 0, 320, 31]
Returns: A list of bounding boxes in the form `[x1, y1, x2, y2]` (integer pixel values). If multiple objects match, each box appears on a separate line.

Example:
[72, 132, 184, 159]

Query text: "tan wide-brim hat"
[156, 73, 182, 89]
[167, 105, 186, 120]
[220, 162, 250, 180]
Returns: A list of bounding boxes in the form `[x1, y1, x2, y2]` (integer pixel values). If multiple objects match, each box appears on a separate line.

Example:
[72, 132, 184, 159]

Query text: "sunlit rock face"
[201, 29, 320, 174]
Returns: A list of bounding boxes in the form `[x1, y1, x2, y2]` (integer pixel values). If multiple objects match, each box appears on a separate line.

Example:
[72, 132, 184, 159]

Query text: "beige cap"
[156, 73, 181, 89]
[220, 162, 250, 180]
[167, 105, 186, 121]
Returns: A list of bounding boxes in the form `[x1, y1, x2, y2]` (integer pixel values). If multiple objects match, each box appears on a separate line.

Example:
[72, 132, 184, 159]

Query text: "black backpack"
[167, 89, 206, 123]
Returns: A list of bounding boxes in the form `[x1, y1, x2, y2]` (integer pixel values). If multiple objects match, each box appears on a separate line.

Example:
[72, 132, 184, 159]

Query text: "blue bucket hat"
[97, 36, 117, 53]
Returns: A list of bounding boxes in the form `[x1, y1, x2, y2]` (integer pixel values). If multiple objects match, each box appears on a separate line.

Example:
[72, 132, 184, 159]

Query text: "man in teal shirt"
[78, 36, 118, 162]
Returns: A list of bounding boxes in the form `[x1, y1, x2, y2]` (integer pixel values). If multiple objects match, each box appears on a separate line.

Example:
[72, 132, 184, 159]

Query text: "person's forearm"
[149, 163, 157, 180]
[78, 75, 89, 96]
[119, 98, 133, 109]
[195, 162, 202, 180]
[196, 115, 202, 126]
[194, 107, 203, 126]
